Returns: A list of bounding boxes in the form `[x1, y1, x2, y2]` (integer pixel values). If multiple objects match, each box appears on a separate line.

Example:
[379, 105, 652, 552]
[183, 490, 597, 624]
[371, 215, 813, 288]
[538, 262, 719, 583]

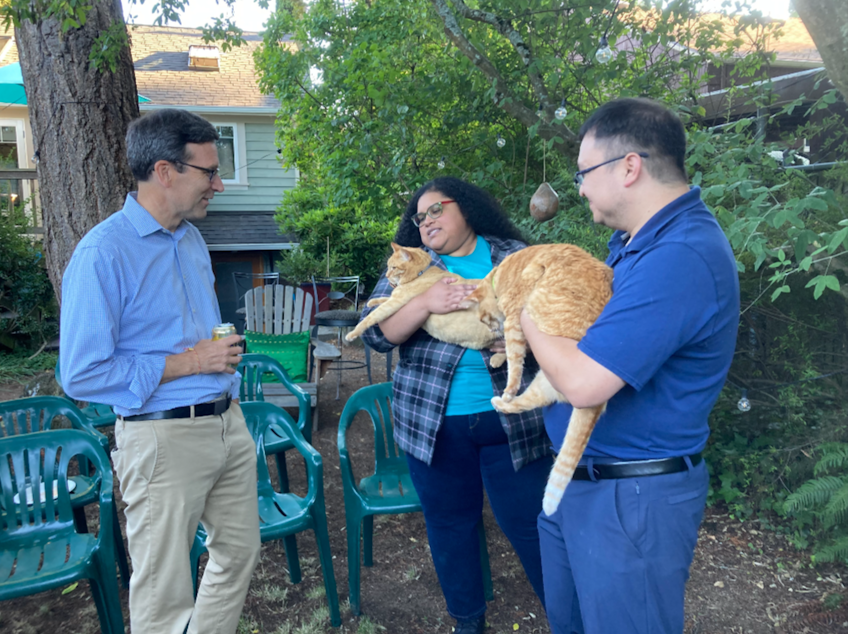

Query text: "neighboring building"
[693, 15, 847, 164]
[0, 25, 297, 328]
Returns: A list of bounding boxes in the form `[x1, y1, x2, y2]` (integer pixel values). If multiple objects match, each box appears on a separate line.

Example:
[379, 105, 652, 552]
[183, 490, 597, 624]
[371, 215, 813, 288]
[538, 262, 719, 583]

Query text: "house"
[693, 15, 848, 164]
[0, 25, 297, 328]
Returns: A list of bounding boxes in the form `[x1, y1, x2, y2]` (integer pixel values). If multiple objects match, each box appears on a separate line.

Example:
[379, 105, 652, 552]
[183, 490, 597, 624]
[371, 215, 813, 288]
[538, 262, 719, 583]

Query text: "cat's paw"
[367, 298, 388, 307]
[344, 331, 358, 342]
[492, 396, 518, 413]
[489, 353, 506, 368]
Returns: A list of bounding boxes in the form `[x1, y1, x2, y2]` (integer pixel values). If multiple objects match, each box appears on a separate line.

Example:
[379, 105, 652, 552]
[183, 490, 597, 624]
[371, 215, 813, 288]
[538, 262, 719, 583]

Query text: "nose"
[211, 174, 225, 193]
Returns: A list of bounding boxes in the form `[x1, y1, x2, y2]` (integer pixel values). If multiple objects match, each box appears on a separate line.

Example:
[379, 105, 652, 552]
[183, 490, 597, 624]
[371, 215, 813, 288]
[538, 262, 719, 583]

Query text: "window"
[215, 124, 237, 182]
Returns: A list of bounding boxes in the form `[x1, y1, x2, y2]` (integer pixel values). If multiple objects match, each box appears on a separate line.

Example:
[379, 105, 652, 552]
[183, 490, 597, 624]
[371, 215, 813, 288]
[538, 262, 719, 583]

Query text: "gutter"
[139, 104, 279, 115]
[206, 243, 296, 252]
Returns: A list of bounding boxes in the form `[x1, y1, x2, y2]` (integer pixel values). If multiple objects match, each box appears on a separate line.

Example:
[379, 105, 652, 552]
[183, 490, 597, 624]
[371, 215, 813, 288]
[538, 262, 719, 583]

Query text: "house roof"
[0, 24, 282, 110]
[130, 25, 280, 109]
[191, 212, 295, 251]
[620, 6, 821, 66]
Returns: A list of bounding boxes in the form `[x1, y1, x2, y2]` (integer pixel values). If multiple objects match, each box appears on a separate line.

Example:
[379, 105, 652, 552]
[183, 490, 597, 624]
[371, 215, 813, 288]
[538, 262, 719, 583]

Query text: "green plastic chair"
[190, 401, 340, 627]
[0, 428, 125, 634]
[338, 382, 493, 616]
[0, 397, 130, 589]
[54, 356, 117, 429]
[237, 353, 312, 492]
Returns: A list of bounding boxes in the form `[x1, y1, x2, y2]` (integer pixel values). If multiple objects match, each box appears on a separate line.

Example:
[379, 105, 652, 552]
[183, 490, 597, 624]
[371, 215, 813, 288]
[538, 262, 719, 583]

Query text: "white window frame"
[210, 122, 248, 188]
[0, 118, 36, 222]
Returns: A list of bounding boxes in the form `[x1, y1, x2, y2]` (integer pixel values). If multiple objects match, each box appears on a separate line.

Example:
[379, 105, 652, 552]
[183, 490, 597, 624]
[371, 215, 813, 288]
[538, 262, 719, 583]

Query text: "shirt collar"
[122, 192, 189, 240]
[611, 186, 702, 256]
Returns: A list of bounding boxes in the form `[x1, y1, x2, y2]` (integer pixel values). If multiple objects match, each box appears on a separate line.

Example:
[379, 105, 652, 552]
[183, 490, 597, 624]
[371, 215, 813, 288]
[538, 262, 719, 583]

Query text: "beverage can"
[212, 323, 237, 341]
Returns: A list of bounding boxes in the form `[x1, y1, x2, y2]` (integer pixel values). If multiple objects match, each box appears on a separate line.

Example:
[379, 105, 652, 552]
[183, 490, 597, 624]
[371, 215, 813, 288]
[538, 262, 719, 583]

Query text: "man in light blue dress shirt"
[60, 109, 260, 634]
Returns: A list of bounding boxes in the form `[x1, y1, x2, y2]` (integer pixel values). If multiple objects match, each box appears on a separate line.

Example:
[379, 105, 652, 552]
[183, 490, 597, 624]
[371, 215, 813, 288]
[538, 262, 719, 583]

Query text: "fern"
[785, 476, 848, 513]
[814, 443, 848, 475]
[812, 535, 848, 563]
[823, 483, 848, 527]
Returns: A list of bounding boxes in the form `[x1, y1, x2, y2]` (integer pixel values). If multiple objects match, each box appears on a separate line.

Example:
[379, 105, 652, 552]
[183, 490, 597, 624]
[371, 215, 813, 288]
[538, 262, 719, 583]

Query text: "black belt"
[572, 453, 702, 481]
[120, 396, 232, 422]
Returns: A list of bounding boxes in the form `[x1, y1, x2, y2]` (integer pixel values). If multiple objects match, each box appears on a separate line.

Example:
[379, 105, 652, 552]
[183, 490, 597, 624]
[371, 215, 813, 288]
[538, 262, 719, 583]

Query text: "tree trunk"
[15, 0, 139, 304]
[795, 0, 848, 102]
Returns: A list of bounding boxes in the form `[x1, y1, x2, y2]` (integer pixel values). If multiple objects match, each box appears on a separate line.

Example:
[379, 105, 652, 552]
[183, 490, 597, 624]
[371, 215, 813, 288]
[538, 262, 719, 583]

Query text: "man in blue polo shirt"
[520, 98, 739, 633]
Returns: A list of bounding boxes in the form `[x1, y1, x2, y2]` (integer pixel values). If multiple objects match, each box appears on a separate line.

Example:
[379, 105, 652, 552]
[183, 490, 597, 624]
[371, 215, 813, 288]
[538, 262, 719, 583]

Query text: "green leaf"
[770, 285, 790, 301]
[828, 228, 848, 254]
[62, 582, 79, 595]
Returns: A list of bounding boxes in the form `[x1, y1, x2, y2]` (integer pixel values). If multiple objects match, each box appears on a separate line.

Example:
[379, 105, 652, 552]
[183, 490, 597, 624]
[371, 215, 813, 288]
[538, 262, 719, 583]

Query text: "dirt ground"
[1, 343, 847, 634]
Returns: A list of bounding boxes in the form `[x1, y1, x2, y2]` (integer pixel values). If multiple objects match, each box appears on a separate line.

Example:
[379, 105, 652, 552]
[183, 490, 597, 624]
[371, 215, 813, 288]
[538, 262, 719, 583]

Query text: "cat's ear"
[390, 242, 401, 252]
[399, 249, 411, 261]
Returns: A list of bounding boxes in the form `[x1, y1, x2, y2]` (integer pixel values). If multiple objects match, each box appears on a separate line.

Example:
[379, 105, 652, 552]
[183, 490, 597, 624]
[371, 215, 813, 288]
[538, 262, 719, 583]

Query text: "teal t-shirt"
[439, 236, 496, 415]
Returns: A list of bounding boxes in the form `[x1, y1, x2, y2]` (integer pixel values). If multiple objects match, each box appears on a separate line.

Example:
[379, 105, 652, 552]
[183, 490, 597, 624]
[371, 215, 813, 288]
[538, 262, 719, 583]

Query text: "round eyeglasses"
[412, 200, 455, 227]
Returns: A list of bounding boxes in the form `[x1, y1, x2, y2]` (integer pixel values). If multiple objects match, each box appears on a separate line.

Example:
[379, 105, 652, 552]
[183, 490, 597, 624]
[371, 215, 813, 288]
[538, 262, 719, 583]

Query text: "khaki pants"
[113, 401, 261, 634]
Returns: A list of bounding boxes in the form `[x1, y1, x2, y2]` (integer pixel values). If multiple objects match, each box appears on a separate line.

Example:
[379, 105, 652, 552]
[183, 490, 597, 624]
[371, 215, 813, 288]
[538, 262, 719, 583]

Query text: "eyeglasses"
[573, 152, 649, 187]
[412, 199, 455, 227]
[174, 160, 220, 182]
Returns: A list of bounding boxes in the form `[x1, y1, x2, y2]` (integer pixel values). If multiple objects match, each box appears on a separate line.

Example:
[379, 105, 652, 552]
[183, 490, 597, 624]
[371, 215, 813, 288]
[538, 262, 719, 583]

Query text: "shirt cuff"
[128, 355, 168, 409]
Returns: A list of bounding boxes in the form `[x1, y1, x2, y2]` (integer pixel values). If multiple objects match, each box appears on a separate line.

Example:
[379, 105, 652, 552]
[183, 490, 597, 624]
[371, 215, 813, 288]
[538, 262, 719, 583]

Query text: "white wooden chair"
[242, 285, 340, 431]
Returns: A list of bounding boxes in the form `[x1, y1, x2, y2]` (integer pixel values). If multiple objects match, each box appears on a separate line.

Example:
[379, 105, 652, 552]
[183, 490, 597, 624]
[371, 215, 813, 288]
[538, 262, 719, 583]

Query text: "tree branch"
[429, 0, 577, 155]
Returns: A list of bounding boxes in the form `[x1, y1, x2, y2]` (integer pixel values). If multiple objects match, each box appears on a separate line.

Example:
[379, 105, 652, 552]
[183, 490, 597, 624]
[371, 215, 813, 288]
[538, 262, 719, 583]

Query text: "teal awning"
[0, 63, 151, 105]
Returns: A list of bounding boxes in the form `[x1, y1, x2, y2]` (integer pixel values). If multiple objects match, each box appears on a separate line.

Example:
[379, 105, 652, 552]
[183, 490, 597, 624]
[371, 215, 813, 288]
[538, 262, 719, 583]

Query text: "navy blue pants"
[538, 458, 708, 634]
[407, 409, 552, 621]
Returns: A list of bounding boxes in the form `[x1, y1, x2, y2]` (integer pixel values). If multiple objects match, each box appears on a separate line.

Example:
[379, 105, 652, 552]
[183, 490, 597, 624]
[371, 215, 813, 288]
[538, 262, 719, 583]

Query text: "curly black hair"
[394, 176, 526, 247]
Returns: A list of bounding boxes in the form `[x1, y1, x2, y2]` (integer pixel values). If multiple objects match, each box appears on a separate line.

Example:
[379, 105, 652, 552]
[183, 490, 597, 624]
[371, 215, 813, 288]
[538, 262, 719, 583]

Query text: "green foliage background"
[258, 0, 848, 561]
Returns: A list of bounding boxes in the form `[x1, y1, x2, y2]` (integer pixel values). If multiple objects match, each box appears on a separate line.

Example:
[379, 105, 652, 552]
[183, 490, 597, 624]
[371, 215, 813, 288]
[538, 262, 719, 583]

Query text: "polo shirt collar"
[122, 192, 189, 240]
[613, 186, 702, 256]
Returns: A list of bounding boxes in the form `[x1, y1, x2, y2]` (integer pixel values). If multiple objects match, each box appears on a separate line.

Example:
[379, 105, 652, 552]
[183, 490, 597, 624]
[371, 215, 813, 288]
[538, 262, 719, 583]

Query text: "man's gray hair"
[126, 109, 219, 181]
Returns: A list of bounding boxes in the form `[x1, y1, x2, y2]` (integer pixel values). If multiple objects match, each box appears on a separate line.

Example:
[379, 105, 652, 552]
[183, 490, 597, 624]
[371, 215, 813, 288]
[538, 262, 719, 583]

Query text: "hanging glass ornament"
[737, 390, 751, 412]
[397, 104, 409, 114]
[437, 157, 446, 170]
[496, 134, 506, 148]
[555, 99, 567, 121]
[31, 152, 40, 164]
[536, 102, 544, 119]
[595, 35, 614, 64]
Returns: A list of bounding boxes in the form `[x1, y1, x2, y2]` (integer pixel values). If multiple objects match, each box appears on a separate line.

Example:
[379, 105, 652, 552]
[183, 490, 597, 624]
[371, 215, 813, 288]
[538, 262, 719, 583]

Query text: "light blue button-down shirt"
[60, 193, 239, 417]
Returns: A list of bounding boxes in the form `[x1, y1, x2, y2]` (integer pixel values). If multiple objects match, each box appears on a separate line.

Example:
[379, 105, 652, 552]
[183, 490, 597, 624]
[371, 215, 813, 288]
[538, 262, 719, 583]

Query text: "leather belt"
[572, 453, 702, 481]
[120, 396, 232, 422]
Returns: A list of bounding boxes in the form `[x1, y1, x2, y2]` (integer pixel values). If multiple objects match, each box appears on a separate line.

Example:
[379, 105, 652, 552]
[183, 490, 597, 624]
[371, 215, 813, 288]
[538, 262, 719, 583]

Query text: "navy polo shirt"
[544, 187, 739, 460]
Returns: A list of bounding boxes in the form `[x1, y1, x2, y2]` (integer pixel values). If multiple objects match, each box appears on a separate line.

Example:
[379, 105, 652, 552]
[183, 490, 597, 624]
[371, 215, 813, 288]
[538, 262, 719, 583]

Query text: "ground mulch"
[1, 343, 846, 633]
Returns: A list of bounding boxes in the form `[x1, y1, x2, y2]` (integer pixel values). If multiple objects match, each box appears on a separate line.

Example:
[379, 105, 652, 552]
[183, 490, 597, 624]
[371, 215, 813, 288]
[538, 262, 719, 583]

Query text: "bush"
[0, 206, 57, 351]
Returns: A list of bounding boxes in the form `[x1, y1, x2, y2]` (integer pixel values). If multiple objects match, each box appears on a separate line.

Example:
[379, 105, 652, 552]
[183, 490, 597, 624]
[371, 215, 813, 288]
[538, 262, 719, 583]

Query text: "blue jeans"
[406, 409, 551, 621]
[538, 458, 708, 634]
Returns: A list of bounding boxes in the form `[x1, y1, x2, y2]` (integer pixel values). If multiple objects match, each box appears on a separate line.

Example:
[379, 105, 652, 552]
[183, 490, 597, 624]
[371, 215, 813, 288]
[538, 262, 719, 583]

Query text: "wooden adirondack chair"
[242, 285, 340, 430]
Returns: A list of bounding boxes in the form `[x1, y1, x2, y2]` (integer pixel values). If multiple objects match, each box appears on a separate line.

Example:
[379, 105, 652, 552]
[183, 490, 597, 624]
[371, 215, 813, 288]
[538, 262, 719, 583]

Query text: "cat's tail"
[542, 403, 606, 516]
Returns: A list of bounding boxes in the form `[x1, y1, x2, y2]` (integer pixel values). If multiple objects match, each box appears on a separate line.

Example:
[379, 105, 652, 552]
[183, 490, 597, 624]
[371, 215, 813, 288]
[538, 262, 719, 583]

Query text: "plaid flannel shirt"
[360, 235, 548, 471]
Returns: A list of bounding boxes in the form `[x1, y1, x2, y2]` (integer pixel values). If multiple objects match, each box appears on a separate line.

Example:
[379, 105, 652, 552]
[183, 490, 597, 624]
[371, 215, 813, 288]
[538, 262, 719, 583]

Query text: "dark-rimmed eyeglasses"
[573, 152, 649, 187]
[412, 200, 455, 227]
[174, 160, 220, 182]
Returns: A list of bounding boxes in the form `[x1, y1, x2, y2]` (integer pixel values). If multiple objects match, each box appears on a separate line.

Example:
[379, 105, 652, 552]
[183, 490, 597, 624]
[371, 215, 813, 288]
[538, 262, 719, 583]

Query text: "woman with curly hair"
[360, 176, 551, 634]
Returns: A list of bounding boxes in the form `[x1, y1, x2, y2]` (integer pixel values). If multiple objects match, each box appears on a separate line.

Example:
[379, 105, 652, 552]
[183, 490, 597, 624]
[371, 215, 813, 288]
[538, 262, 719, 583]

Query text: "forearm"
[161, 350, 201, 384]
[377, 295, 432, 345]
[521, 311, 625, 408]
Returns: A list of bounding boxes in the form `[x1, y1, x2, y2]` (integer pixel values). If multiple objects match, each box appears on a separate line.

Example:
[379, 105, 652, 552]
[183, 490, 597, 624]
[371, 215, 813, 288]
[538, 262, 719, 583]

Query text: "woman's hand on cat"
[489, 339, 506, 354]
[422, 277, 478, 314]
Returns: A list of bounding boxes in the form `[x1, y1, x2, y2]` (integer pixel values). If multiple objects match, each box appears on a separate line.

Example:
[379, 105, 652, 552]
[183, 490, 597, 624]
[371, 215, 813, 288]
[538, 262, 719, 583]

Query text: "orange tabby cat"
[345, 243, 506, 366]
[463, 244, 613, 515]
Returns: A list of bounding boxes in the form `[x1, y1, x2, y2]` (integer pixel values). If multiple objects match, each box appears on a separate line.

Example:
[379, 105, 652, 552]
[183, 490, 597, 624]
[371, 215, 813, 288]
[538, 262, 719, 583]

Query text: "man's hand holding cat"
[422, 277, 478, 314]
